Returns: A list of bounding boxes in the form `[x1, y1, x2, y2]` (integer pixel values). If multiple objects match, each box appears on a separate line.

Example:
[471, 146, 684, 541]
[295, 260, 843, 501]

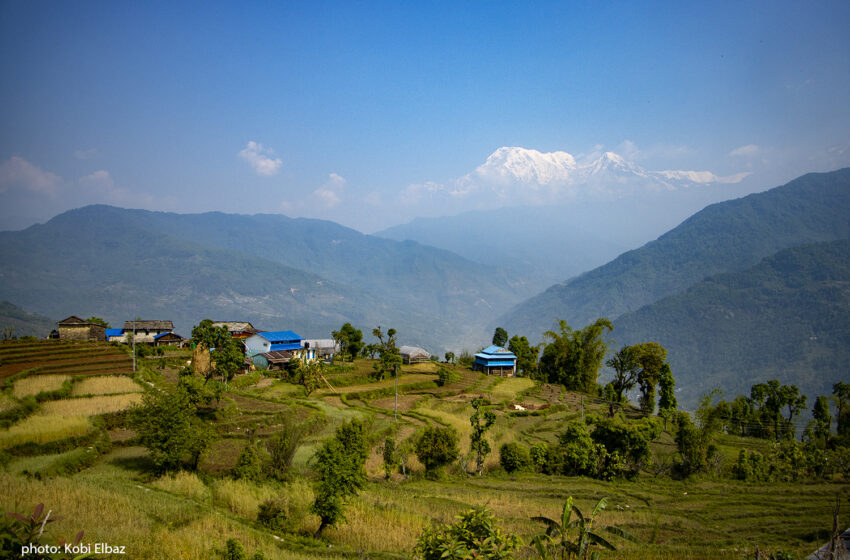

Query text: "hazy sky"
[1, 0, 849, 232]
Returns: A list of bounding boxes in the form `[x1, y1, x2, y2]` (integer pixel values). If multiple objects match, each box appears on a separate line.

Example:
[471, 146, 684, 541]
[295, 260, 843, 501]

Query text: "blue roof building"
[473, 345, 517, 377]
[105, 328, 124, 342]
[244, 331, 317, 369]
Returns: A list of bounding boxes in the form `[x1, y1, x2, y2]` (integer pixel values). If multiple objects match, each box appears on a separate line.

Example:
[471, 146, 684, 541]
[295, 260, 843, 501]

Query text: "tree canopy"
[540, 318, 613, 393]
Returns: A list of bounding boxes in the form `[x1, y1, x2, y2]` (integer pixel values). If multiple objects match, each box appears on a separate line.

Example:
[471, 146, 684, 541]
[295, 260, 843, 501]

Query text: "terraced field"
[0, 339, 133, 379]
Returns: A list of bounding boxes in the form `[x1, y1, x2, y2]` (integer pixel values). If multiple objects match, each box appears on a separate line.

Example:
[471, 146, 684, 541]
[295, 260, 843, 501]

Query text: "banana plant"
[530, 496, 637, 560]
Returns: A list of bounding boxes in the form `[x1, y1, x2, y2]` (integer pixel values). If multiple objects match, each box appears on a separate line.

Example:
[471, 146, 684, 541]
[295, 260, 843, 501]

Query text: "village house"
[122, 320, 174, 344]
[473, 345, 517, 377]
[244, 330, 317, 371]
[105, 328, 125, 343]
[399, 345, 431, 364]
[56, 316, 106, 341]
[211, 321, 258, 339]
[153, 332, 186, 347]
[301, 339, 340, 361]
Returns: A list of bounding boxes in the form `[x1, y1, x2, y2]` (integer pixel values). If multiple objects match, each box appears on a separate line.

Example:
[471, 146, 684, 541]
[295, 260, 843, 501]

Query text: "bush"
[546, 422, 599, 476]
[232, 441, 264, 481]
[436, 366, 462, 387]
[415, 425, 460, 479]
[529, 442, 548, 472]
[499, 442, 531, 473]
[414, 506, 521, 560]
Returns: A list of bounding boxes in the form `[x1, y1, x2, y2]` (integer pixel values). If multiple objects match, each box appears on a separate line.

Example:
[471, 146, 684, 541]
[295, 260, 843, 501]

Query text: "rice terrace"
[0, 334, 846, 560]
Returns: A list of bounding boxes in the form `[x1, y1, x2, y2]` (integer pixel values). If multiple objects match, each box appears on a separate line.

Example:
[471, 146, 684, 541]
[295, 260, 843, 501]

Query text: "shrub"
[415, 425, 460, 479]
[232, 441, 264, 482]
[499, 442, 531, 473]
[529, 442, 548, 472]
[436, 366, 462, 387]
[414, 506, 521, 560]
[546, 422, 599, 476]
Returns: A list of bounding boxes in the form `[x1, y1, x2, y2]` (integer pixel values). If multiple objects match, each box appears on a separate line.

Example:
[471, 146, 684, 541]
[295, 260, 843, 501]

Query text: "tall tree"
[331, 322, 363, 364]
[540, 318, 613, 394]
[811, 396, 832, 442]
[310, 419, 369, 537]
[191, 319, 244, 382]
[657, 363, 677, 422]
[469, 397, 496, 476]
[492, 327, 509, 347]
[371, 326, 401, 381]
[508, 335, 539, 378]
[834, 382, 850, 436]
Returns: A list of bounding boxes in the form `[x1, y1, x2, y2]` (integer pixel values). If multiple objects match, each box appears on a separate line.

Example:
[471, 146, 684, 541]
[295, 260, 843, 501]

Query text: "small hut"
[399, 345, 430, 364]
[56, 316, 106, 341]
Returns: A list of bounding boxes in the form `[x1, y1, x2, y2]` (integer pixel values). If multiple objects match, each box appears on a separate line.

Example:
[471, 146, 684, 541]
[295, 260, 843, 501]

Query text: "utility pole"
[132, 319, 136, 373]
[394, 362, 399, 421]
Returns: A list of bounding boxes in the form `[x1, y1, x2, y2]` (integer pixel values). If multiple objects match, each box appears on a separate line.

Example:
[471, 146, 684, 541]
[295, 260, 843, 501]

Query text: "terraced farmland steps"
[0, 340, 133, 380]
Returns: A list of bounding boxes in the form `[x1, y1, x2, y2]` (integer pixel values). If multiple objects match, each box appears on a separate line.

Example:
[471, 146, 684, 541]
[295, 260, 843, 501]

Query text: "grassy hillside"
[0, 342, 843, 559]
[612, 239, 850, 409]
[501, 168, 850, 341]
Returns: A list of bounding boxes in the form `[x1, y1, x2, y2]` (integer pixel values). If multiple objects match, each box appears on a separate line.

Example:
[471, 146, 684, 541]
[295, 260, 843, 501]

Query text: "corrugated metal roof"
[257, 330, 302, 343]
[123, 320, 174, 330]
[105, 328, 123, 337]
[270, 342, 302, 351]
[154, 332, 183, 340]
[478, 345, 516, 357]
[399, 345, 429, 357]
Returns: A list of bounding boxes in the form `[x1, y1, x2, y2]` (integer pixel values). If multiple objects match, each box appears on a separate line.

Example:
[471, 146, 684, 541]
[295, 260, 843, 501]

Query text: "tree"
[508, 335, 539, 377]
[492, 327, 509, 347]
[265, 412, 318, 480]
[415, 506, 521, 560]
[603, 343, 672, 416]
[85, 316, 110, 328]
[812, 396, 832, 442]
[310, 419, 369, 537]
[531, 496, 636, 560]
[546, 422, 599, 477]
[371, 326, 401, 381]
[292, 357, 322, 396]
[331, 322, 363, 364]
[591, 417, 661, 478]
[191, 319, 245, 383]
[129, 388, 214, 473]
[751, 380, 807, 440]
[470, 397, 496, 475]
[833, 382, 850, 436]
[499, 442, 531, 473]
[657, 363, 677, 422]
[415, 425, 460, 479]
[674, 412, 715, 477]
[232, 440, 264, 482]
[444, 351, 456, 364]
[540, 319, 613, 393]
[382, 436, 399, 479]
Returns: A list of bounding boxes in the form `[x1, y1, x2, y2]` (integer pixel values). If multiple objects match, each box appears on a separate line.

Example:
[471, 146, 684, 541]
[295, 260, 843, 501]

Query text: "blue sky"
[1, 0, 849, 231]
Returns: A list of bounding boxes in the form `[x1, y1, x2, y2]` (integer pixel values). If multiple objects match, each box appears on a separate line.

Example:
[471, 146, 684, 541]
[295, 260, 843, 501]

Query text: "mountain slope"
[500, 168, 850, 339]
[0, 301, 56, 338]
[612, 239, 850, 408]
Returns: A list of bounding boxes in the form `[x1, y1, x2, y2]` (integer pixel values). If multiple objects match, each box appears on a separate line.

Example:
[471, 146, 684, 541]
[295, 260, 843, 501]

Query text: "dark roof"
[211, 321, 257, 333]
[57, 316, 88, 326]
[154, 332, 184, 340]
[123, 320, 174, 331]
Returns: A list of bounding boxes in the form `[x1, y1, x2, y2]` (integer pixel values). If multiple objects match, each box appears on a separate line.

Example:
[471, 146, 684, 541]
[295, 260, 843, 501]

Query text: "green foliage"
[604, 342, 669, 416]
[310, 419, 369, 537]
[444, 351, 456, 364]
[458, 350, 474, 368]
[530, 442, 549, 473]
[177, 374, 222, 407]
[0, 503, 92, 560]
[265, 412, 319, 480]
[835, 381, 850, 437]
[492, 327, 508, 347]
[292, 358, 323, 396]
[540, 318, 613, 394]
[191, 319, 245, 382]
[129, 388, 215, 473]
[232, 441, 264, 482]
[414, 506, 521, 560]
[371, 326, 401, 381]
[508, 334, 539, 377]
[499, 442, 531, 473]
[223, 538, 247, 560]
[531, 496, 637, 560]
[415, 425, 460, 479]
[470, 398, 496, 475]
[84, 316, 110, 328]
[382, 436, 399, 479]
[331, 322, 363, 363]
[546, 422, 599, 477]
[591, 417, 661, 478]
[673, 413, 715, 477]
[436, 365, 462, 387]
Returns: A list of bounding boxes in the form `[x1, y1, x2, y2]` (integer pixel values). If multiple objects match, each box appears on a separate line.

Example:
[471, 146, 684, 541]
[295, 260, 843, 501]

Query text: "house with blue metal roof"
[245, 330, 317, 370]
[105, 328, 125, 342]
[473, 345, 517, 377]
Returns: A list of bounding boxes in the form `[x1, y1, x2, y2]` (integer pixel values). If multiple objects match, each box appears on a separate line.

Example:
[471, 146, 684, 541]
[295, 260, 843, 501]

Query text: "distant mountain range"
[0, 206, 536, 351]
[613, 239, 850, 408]
[0, 301, 55, 338]
[499, 168, 850, 340]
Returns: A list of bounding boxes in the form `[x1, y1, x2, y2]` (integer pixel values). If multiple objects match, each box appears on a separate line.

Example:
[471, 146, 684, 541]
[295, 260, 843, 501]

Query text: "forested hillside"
[613, 239, 850, 408]
[500, 168, 850, 340]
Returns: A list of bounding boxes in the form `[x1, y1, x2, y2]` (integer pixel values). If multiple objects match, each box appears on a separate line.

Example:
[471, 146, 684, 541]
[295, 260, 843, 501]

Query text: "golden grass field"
[70, 375, 142, 396]
[39, 393, 142, 416]
[12, 374, 70, 398]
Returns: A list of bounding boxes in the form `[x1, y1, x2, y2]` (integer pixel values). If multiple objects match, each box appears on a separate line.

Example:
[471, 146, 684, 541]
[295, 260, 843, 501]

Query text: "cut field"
[12, 374, 70, 397]
[71, 375, 142, 396]
[39, 394, 143, 417]
[0, 340, 133, 380]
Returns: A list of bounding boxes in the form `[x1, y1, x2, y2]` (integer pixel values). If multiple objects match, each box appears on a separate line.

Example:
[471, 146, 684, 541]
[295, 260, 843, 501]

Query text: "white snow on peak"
[475, 147, 577, 184]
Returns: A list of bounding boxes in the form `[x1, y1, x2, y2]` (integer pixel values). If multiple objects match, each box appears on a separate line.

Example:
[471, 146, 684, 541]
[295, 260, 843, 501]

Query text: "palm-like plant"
[530, 496, 636, 560]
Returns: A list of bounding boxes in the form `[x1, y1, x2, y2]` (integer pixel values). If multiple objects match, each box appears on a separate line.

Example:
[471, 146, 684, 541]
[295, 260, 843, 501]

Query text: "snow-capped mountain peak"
[474, 147, 577, 184]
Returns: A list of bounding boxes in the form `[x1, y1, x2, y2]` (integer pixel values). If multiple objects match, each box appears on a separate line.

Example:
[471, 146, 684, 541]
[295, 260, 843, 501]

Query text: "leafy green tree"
[674, 412, 715, 477]
[833, 382, 850, 436]
[85, 316, 110, 328]
[751, 380, 807, 440]
[592, 417, 661, 478]
[310, 419, 369, 537]
[470, 397, 496, 475]
[546, 422, 599, 477]
[382, 436, 399, 479]
[129, 388, 214, 473]
[499, 442, 531, 473]
[331, 322, 363, 363]
[657, 363, 677, 422]
[371, 326, 401, 381]
[232, 441, 264, 482]
[540, 319, 613, 393]
[530, 442, 549, 473]
[292, 357, 322, 396]
[811, 395, 832, 442]
[415, 425, 460, 479]
[492, 327, 509, 347]
[508, 335, 539, 377]
[265, 411, 320, 480]
[192, 319, 245, 382]
[531, 496, 636, 560]
[415, 506, 521, 560]
[445, 351, 456, 364]
[458, 350, 474, 368]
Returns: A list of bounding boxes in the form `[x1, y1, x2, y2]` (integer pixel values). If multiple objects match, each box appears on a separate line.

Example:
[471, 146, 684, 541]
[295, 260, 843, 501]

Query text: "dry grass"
[487, 377, 535, 401]
[71, 375, 142, 396]
[39, 394, 142, 417]
[12, 374, 70, 398]
[0, 391, 18, 413]
[151, 471, 210, 502]
[211, 478, 279, 518]
[0, 414, 91, 449]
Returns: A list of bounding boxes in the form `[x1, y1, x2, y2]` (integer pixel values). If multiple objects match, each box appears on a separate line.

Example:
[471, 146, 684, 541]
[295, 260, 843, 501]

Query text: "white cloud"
[238, 141, 283, 176]
[313, 173, 347, 207]
[0, 156, 61, 195]
[73, 148, 100, 160]
[729, 144, 760, 157]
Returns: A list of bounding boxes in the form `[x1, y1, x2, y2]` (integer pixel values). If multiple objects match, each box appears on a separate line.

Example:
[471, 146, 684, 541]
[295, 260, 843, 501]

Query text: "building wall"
[58, 325, 106, 341]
